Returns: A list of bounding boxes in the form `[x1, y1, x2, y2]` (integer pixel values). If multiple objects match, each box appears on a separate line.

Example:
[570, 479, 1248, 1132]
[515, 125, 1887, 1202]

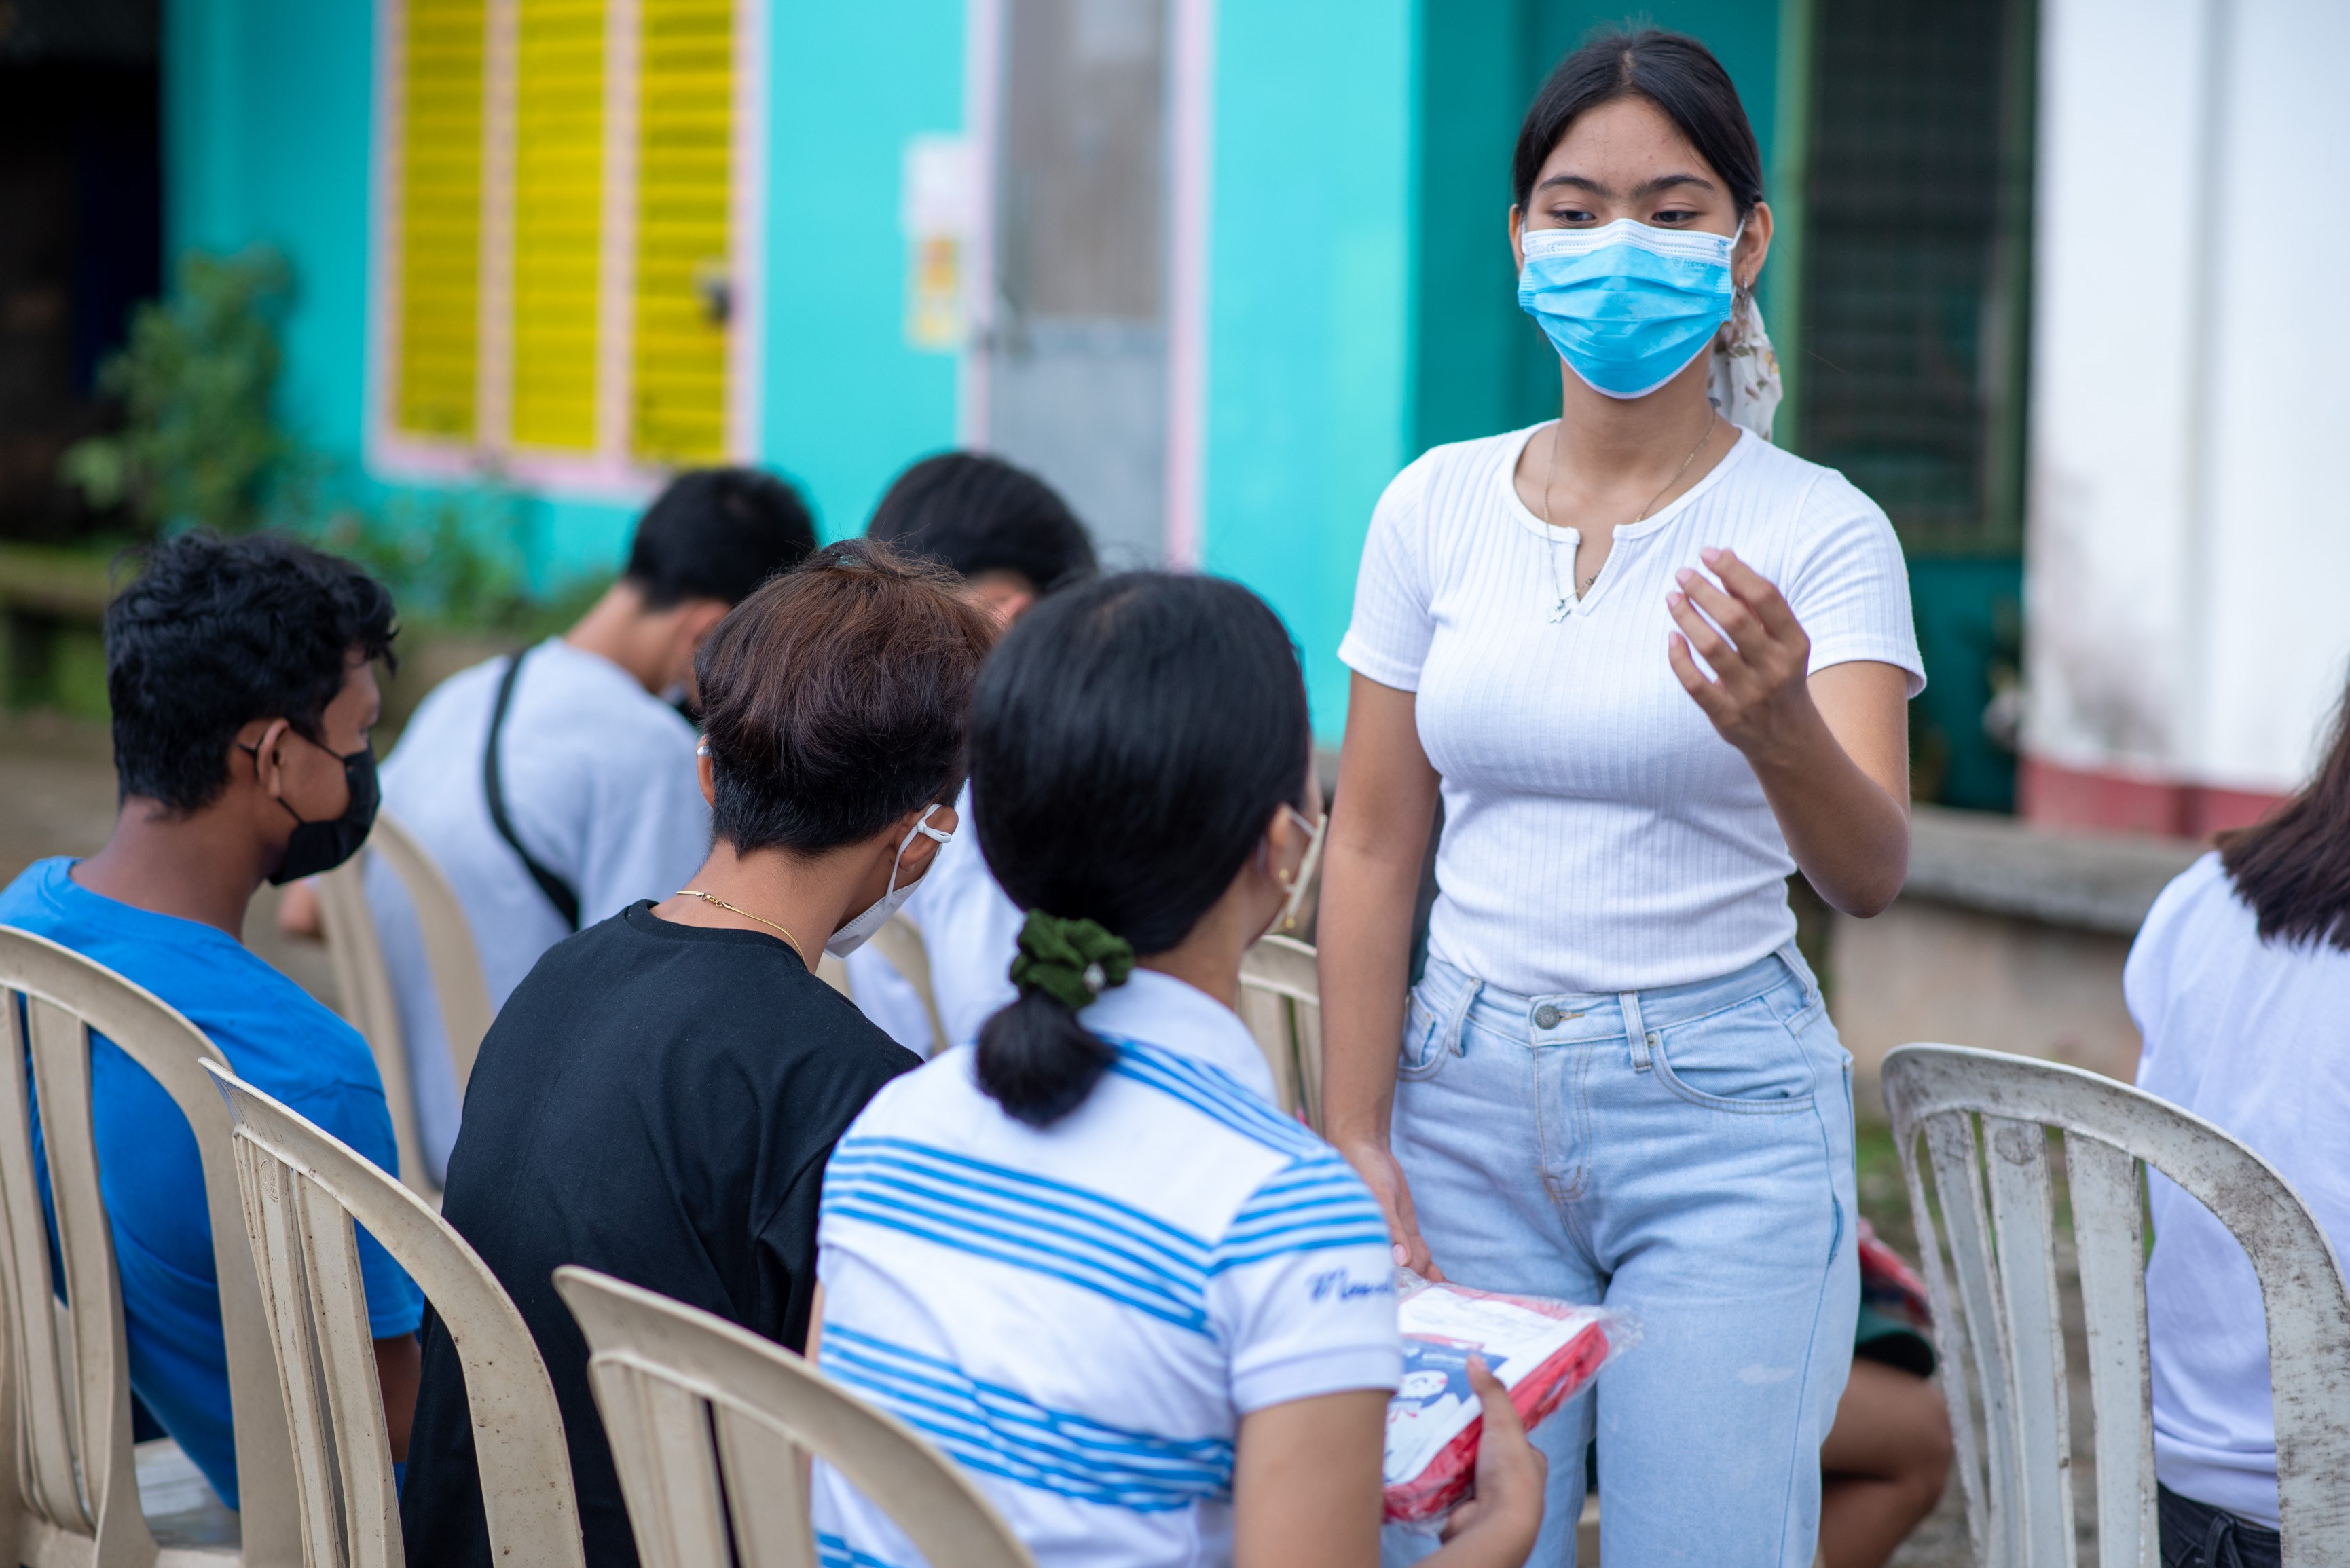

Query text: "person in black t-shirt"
[400, 540, 998, 1568]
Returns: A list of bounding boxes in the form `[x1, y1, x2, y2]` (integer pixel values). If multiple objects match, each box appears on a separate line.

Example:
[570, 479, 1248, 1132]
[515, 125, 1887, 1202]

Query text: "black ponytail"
[968, 574, 1312, 1127]
[977, 991, 1118, 1129]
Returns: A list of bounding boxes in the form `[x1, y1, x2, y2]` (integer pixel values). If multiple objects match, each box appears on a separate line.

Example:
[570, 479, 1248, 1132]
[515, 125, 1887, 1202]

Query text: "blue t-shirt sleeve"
[295, 1080, 427, 1339]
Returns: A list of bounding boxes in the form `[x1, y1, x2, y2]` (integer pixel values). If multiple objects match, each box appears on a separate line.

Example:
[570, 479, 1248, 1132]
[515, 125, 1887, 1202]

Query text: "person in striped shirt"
[809, 572, 1547, 1568]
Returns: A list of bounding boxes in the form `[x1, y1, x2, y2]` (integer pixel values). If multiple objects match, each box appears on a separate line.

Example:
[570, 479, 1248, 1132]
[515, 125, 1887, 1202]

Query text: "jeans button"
[1534, 1003, 1562, 1029]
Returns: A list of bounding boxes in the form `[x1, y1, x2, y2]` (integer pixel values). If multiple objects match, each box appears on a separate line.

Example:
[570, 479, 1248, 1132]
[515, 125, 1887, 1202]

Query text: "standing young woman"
[1319, 30, 1923, 1568]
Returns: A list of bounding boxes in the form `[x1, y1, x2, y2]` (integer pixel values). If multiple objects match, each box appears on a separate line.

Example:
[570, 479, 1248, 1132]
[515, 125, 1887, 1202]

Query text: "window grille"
[377, 0, 758, 487]
[1798, 0, 2034, 552]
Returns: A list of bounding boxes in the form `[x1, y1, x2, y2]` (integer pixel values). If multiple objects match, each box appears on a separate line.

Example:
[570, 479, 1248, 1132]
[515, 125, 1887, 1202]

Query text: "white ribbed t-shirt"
[1338, 424, 1922, 996]
[2129, 853, 2350, 1528]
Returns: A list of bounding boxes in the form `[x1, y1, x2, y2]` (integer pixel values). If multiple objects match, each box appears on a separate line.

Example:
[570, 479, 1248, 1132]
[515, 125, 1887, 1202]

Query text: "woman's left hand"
[1665, 546, 1816, 763]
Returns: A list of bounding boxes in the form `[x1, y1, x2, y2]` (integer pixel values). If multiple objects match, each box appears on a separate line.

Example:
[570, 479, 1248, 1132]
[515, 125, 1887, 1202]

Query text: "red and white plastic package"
[1382, 1273, 1636, 1525]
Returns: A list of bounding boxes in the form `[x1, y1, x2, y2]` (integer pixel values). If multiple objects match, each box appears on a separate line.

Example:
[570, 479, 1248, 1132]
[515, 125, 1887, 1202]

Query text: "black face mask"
[244, 734, 380, 884]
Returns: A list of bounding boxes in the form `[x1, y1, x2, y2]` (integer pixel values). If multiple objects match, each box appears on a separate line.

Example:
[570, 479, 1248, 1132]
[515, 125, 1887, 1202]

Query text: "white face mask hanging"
[826, 804, 954, 958]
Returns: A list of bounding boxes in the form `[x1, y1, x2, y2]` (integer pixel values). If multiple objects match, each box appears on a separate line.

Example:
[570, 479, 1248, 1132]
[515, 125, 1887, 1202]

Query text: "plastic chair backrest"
[1881, 1043, 2350, 1568]
[552, 1267, 1036, 1568]
[1237, 935, 1322, 1130]
[0, 925, 302, 1567]
[865, 915, 947, 1056]
[312, 811, 493, 1203]
[203, 1063, 581, 1568]
[822, 917, 947, 1056]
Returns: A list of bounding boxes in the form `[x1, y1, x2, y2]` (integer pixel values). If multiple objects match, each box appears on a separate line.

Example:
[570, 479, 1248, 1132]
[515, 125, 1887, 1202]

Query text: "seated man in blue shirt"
[0, 531, 425, 1510]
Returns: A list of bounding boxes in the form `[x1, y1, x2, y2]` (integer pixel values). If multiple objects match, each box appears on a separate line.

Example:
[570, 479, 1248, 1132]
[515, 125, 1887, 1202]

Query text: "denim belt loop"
[1620, 988, 1652, 1071]
[1775, 940, 1820, 1009]
[1439, 972, 1483, 1060]
[2201, 1507, 2252, 1568]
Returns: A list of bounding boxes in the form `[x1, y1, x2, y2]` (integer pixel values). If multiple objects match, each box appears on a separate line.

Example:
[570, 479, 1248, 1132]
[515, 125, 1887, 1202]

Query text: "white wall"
[2025, 0, 2350, 792]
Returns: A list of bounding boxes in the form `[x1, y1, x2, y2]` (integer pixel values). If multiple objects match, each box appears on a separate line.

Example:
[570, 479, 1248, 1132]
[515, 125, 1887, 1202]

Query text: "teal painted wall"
[1198, 0, 1418, 741]
[161, 0, 965, 589]
[162, 0, 1791, 731]
[165, 0, 374, 471]
[1413, 0, 1532, 457]
[763, 4, 964, 544]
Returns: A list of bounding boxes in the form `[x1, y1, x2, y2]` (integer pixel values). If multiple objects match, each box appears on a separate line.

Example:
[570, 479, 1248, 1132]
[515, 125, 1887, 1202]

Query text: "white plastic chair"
[1882, 1043, 2350, 1568]
[866, 914, 948, 1055]
[1238, 935, 1323, 1130]
[312, 810, 493, 1203]
[822, 916, 948, 1056]
[552, 1265, 1035, 1568]
[0, 925, 301, 1566]
[203, 1062, 582, 1568]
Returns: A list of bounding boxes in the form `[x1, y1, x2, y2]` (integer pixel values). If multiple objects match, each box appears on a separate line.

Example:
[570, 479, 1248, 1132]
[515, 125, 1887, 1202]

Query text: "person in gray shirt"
[281, 468, 816, 1181]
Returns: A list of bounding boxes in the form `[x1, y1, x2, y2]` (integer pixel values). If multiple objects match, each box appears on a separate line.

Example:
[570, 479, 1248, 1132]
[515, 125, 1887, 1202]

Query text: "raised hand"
[1665, 546, 1816, 763]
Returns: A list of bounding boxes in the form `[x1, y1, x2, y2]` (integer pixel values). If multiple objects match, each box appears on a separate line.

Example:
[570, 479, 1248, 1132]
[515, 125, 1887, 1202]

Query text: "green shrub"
[58, 246, 586, 635]
[313, 489, 532, 630]
[59, 248, 291, 536]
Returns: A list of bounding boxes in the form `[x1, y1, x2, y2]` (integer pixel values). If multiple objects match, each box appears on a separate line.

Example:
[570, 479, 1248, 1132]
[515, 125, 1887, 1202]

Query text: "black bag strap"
[485, 649, 581, 929]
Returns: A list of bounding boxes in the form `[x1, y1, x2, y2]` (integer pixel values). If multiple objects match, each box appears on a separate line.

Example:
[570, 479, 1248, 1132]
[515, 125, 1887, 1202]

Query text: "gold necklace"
[673, 889, 809, 968]
[1541, 409, 1719, 622]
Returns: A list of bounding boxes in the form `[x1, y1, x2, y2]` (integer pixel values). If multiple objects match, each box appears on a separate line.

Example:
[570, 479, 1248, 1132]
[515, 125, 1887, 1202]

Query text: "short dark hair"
[106, 531, 399, 814]
[626, 467, 819, 610]
[1513, 29, 1764, 217]
[2219, 675, 2350, 952]
[866, 452, 1095, 593]
[969, 573, 1313, 1126]
[695, 539, 995, 857]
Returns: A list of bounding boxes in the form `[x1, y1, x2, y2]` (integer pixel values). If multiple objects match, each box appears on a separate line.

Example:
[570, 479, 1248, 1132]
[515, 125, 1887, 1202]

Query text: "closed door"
[985, 0, 1169, 567]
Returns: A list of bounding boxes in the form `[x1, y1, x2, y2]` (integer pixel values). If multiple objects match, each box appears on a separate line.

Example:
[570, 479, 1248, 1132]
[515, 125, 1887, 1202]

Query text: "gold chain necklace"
[1541, 409, 1717, 623]
[673, 889, 809, 969]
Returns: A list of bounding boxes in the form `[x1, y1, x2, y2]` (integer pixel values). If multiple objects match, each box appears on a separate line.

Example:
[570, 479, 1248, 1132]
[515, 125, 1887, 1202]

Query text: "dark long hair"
[1513, 29, 1764, 217]
[969, 573, 1312, 1127]
[2219, 679, 2350, 951]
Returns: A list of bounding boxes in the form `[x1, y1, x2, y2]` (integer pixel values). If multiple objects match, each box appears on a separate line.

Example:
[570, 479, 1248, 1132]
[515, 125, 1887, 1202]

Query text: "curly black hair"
[105, 531, 398, 814]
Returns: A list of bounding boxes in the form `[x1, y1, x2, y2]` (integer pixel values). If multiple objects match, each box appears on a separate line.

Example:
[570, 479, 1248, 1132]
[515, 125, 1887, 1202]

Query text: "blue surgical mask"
[1518, 219, 1738, 399]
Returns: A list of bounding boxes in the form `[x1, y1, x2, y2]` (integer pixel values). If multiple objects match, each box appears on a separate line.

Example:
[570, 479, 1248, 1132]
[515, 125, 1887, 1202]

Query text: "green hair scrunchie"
[1010, 910, 1137, 1011]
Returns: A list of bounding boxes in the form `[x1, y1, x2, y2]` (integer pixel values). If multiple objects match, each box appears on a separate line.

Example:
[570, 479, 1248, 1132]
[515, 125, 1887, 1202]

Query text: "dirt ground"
[3, 713, 2132, 1568]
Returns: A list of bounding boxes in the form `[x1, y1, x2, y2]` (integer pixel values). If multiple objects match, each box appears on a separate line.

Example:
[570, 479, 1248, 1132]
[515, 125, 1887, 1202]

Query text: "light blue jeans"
[1387, 947, 1858, 1568]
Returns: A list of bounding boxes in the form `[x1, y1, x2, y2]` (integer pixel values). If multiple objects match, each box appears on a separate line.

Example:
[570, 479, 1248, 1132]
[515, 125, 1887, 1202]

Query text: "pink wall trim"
[2019, 754, 2285, 840]
[1161, 0, 1216, 569]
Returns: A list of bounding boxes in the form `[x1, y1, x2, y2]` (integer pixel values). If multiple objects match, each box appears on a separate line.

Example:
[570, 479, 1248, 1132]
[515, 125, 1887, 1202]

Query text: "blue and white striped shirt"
[811, 969, 1401, 1567]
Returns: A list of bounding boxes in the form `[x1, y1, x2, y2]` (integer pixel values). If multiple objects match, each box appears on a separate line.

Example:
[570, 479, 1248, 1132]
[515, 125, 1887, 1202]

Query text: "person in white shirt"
[812, 570, 1546, 1568]
[844, 451, 1097, 1056]
[2125, 678, 2350, 1568]
[1319, 30, 1922, 1568]
[282, 468, 817, 1182]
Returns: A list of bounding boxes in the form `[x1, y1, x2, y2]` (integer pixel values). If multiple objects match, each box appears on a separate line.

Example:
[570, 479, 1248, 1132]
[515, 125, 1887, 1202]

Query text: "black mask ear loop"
[239, 733, 301, 829]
